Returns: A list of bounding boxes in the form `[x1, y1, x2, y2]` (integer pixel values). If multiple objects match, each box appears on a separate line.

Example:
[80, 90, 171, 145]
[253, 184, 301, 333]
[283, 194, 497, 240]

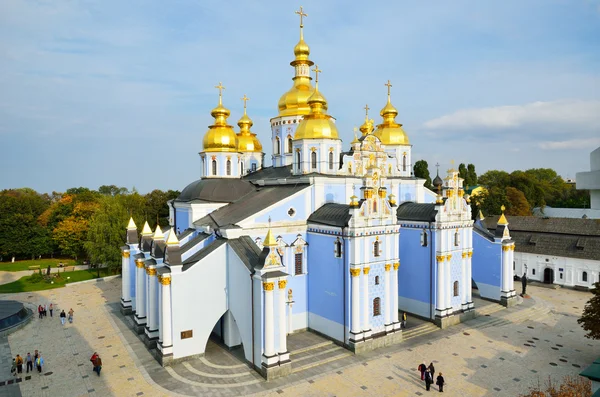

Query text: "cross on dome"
[215, 82, 225, 104]
[385, 80, 393, 98]
[295, 6, 307, 28]
[241, 94, 249, 113]
[312, 65, 322, 83]
[364, 104, 370, 117]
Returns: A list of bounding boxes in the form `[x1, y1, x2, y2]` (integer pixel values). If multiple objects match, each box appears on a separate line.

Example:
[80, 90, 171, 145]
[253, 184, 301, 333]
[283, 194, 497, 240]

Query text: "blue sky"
[1, 0, 599, 193]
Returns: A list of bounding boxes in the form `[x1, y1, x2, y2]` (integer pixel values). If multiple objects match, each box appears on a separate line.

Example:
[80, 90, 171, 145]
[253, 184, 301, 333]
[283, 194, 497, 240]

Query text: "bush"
[27, 273, 44, 284]
[520, 375, 591, 396]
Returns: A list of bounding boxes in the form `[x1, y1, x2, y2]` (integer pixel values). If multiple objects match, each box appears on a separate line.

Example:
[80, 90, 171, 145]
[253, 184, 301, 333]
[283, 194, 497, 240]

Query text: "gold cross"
[241, 94, 249, 110]
[295, 6, 307, 27]
[385, 80, 392, 96]
[312, 65, 321, 83]
[364, 104, 370, 117]
[215, 82, 225, 103]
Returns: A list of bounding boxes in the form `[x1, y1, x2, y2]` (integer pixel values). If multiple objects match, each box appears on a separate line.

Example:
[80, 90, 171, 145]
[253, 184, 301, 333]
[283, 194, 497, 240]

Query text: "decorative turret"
[433, 164, 444, 204]
[495, 205, 511, 241]
[165, 228, 182, 266]
[152, 224, 167, 259]
[140, 221, 153, 252]
[236, 95, 263, 175]
[126, 217, 138, 245]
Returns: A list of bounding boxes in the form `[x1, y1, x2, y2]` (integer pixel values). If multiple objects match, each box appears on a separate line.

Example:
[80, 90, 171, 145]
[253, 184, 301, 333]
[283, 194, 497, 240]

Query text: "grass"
[0, 268, 111, 293]
[0, 258, 77, 272]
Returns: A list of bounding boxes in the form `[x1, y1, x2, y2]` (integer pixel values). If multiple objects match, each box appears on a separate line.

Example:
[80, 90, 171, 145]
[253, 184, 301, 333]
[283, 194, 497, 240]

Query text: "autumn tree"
[505, 187, 531, 216]
[578, 282, 600, 340]
[519, 375, 591, 397]
[414, 160, 432, 189]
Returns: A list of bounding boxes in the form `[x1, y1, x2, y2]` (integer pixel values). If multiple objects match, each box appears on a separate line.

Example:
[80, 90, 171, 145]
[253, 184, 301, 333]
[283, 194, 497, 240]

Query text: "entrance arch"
[543, 268, 554, 284]
[207, 310, 249, 363]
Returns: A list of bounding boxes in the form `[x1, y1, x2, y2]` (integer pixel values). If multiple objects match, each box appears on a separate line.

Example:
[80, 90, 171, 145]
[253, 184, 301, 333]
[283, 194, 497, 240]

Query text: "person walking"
[68, 308, 74, 323]
[25, 352, 33, 373]
[90, 352, 98, 373]
[428, 362, 436, 377]
[43, 304, 47, 317]
[418, 362, 427, 380]
[10, 358, 17, 377]
[425, 369, 433, 391]
[93, 355, 103, 376]
[49, 303, 53, 317]
[36, 354, 44, 374]
[436, 372, 445, 392]
[38, 305, 43, 319]
[15, 354, 23, 374]
[60, 309, 66, 325]
[402, 312, 407, 329]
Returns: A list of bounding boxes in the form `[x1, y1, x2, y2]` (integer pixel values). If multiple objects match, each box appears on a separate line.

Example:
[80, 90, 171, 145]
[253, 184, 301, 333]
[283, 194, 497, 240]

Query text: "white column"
[392, 263, 399, 324]
[145, 267, 150, 324]
[161, 276, 173, 348]
[362, 267, 370, 333]
[501, 245, 509, 292]
[445, 254, 452, 310]
[278, 280, 287, 354]
[158, 276, 163, 344]
[148, 268, 158, 331]
[461, 252, 468, 305]
[135, 260, 146, 320]
[263, 282, 275, 357]
[509, 245, 515, 291]
[384, 264, 391, 325]
[350, 268, 361, 334]
[467, 251, 473, 303]
[436, 256, 445, 311]
[121, 251, 131, 304]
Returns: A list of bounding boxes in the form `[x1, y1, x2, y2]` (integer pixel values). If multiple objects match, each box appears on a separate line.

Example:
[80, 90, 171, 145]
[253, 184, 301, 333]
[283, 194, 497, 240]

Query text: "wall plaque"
[181, 330, 193, 340]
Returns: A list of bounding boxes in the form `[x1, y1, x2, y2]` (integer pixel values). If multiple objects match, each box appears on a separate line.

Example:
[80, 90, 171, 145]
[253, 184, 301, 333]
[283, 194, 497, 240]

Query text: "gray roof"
[228, 236, 263, 272]
[396, 202, 438, 222]
[194, 183, 310, 229]
[473, 221, 495, 242]
[484, 216, 600, 237]
[177, 228, 195, 240]
[180, 232, 211, 254]
[307, 203, 351, 228]
[243, 165, 293, 181]
[182, 239, 227, 271]
[176, 178, 257, 203]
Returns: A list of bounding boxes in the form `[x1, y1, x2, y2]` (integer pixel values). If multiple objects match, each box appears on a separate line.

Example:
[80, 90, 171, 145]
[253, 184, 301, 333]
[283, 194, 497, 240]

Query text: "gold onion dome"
[359, 104, 375, 135]
[202, 82, 238, 152]
[277, 6, 315, 117]
[236, 95, 263, 152]
[294, 65, 339, 140]
[374, 80, 410, 145]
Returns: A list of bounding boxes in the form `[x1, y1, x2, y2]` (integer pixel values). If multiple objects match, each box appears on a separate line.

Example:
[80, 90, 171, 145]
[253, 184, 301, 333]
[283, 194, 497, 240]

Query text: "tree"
[478, 170, 511, 188]
[472, 186, 508, 216]
[505, 187, 531, 216]
[145, 189, 180, 229]
[98, 185, 129, 196]
[414, 160, 432, 190]
[458, 163, 468, 184]
[578, 282, 600, 340]
[519, 375, 591, 397]
[466, 164, 477, 187]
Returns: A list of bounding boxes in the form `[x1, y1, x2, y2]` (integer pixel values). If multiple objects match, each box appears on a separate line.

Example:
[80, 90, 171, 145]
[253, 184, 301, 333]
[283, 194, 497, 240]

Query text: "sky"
[1, 0, 599, 194]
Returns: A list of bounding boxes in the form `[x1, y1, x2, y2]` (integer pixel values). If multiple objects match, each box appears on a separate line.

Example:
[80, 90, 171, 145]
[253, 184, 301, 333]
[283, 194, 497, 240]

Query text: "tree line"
[0, 186, 179, 273]
[413, 160, 589, 216]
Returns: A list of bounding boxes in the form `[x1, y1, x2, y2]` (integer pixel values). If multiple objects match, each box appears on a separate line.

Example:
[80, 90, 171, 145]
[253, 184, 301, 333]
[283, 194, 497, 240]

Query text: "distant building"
[532, 206, 600, 220]
[577, 146, 600, 210]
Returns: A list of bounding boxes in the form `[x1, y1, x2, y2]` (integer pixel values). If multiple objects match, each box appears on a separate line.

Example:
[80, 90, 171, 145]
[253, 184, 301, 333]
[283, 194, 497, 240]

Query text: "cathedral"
[120, 7, 517, 380]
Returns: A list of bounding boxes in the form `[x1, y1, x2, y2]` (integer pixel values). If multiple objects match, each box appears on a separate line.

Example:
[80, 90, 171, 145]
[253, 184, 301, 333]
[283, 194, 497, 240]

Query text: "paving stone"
[550, 362, 558, 366]
[88, 389, 95, 393]
[494, 387, 501, 391]
[481, 364, 488, 368]
[276, 390, 284, 394]
[513, 378, 521, 382]
[308, 380, 314, 384]
[41, 386, 48, 390]
[387, 376, 393, 380]
[360, 386, 367, 390]
[461, 373, 468, 377]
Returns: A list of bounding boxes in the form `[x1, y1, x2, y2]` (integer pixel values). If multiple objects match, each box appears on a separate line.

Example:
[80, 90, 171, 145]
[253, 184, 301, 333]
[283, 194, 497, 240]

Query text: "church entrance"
[543, 268, 554, 284]
[207, 310, 248, 364]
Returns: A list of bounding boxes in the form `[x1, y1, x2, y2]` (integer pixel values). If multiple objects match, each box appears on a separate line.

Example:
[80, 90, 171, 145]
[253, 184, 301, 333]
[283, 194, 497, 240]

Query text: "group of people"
[37, 303, 53, 318]
[60, 308, 75, 325]
[418, 362, 445, 392]
[10, 350, 44, 376]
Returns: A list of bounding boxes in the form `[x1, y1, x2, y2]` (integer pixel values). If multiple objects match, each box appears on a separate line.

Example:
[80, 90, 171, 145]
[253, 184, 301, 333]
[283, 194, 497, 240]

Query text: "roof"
[396, 202, 438, 222]
[177, 228, 195, 240]
[182, 239, 227, 271]
[484, 216, 600, 237]
[580, 359, 600, 382]
[473, 221, 495, 242]
[243, 165, 293, 181]
[176, 178, 257, 203]
[532, 206, 600, 220]
[180, 232, 211, 254]
[308, 203, 351, 228]
[194, 183, 310, 229]
[228, 236, 263, 272]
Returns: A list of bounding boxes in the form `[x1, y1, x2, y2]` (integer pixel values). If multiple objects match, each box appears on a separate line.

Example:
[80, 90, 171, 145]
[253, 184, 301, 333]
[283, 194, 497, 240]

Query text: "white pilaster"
[161, 276, 173, 353]
[445, 253, 452, 311]
[436, 255, 445, 313]
[509, 245, 515, 291]
[263, 282, 276, 359]
[501, 245, 509, 292]
[158, 277, 163, 344]
[392, 262, 400, 329]
[467, 251, 473, 304]
[350, 268, 362, 340]
[362, 267, 371, 338]
[278, 280, 288, 356]
[384, 264, 392, 328]
[461, 251, 468, 306]
[148, 267, 158, 332]
[135, 260, 147, 322]
[121, 251, 131, 305]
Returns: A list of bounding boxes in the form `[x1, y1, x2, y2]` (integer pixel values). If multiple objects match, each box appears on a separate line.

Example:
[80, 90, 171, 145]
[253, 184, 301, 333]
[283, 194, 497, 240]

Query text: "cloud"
[539, 137, 600, 150]
[422, 100, 600, 131]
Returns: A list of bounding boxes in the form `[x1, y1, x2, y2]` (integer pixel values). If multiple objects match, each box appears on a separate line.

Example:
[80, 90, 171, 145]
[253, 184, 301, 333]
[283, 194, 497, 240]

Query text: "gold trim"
[462, 252, 467, 259]
[146, 267, 157, 276]
[135, 259, 144, 268]
[393, 263, 399, 270]
[363, 267, 370, 275]
[160, 276, 171, 286]
[468, 251, 473, 258]
[385, 264, 391, 271]
[510, 245, 515, 251]
[263, 282, 274, 291]
[122, 251, 130, 258]
[157, 275, 163, 283]
[350, 268, 361, 277]
[278, 280, 287, 289]
[436, 255, 445, 262]
[502, 246, 510, 252]
[446, 254, 452, 261]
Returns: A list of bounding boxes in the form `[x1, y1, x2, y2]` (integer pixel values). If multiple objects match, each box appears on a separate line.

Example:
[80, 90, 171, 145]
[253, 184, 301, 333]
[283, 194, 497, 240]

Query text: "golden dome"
[236, 95, 263, 153]
[202, 82, 238, 152]
[374, 80, 410, 145]
[277, 7, 315, 117]
[294, 66, 339, 140]
[359, 104, 374, 135]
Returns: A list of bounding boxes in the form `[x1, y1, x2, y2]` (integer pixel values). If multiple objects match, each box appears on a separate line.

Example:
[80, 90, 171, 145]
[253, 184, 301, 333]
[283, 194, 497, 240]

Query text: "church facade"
[120, 8, 515, 380]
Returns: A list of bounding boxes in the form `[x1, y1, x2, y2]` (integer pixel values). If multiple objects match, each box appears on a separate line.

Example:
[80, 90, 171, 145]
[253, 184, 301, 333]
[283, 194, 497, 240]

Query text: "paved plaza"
[0, 276, 598, 397]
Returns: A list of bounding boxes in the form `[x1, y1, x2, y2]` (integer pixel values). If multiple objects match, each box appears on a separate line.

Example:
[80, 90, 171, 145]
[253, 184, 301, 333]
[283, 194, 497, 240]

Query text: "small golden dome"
[359, 104, 374, 135]
[294, 38, 310, 62]
[294, 66, 339, 140]
[374, 80, 410, 145]
[236, 95, 263, 153]
[203, 82, 238, 152]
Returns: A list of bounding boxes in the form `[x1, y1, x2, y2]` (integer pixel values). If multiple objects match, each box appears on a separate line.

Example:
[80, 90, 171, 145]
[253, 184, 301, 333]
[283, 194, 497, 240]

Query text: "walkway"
[0, 266, 89, 285]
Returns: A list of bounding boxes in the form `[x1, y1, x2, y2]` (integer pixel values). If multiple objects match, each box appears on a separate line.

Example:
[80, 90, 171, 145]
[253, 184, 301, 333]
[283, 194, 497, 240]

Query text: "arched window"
[329, 151, 334, 169]
[583, 271, 588, 282]
[240, 162, 244, 175]
[212, 159, 217, 176]
[226, 160, 231, 176]
[296, 151, 301, 169]
[454, 230, 460, 246]
[295, 252, 303, 275]
[275, 137, 280, 155]
[373, 200, 377, 213]
[287, 137, 293, 153]
[311, 151, 317, 169]
[453, 281, 459, 297]
[375, 276, 380, 285]
[402, 154, 407, 172]
[334, 239, 342, 258]
[421, 230, 428, 247]
[373, 297, 381, 316]
[374, 240, 380, 257]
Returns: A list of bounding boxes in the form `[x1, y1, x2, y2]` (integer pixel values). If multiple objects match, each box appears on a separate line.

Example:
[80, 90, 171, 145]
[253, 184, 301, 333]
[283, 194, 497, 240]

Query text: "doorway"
[543, 268, 554, 284]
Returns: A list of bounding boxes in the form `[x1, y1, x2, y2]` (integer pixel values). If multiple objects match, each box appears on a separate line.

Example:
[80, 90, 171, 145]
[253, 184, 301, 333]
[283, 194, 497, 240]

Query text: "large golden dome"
[294, 67, 339, 140]
[202, 83, 238, 152]
[374, 81, 410, 145]
[236, 96, 263, 153]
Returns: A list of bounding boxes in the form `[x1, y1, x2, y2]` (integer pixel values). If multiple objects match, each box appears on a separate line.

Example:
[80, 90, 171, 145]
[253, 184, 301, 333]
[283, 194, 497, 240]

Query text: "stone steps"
[290, 338, 351, 374]
[403, 322, 439, 341]
[474, 303, 506, 317]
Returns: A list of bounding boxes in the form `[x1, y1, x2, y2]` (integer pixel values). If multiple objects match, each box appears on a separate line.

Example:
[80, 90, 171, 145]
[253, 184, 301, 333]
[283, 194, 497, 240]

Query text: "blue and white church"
[120, 7, 517, 380]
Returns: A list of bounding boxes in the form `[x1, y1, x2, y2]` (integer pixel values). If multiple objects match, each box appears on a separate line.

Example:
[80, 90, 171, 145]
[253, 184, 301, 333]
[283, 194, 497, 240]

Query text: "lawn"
[0, 258, 77, 272]
[0, 268, 111, 293]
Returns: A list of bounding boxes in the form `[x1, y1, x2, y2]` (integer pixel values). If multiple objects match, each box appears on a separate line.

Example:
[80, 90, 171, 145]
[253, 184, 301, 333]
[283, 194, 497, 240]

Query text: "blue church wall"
[472, 231, 502, 301]
[254, 189, 310, 224]
[175, 209, 189, 232]
[367, 262, 387, 333]
[323, 183, 345, 204]
[307, 232, 345, 342]
[398, 227, 435, 319]
[399, 184, 417, 203]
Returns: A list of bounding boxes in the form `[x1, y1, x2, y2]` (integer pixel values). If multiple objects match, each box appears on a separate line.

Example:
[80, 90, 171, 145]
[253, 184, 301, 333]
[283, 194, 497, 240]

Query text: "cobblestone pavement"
[0, 279, 597, 397]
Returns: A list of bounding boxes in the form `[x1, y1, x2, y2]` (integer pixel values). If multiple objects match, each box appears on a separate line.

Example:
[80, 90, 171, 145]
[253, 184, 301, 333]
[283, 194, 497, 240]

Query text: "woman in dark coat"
[425, 369, 433, 391]
[428, 362, 435, 377]
[418, 362, 426, 380]
[436, 372, 445, 392]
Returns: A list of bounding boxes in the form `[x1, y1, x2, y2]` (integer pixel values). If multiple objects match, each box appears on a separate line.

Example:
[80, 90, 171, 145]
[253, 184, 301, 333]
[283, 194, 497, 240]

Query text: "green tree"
[478, 170, 511, 188]
[466, 163, 477, 187]
[414, 160, 432, 190]
[472, 186, 508, 216]
[458, 163, 468, 184]
[578, 282, 600, 340]
[98, 185, 129, 196]
[505, 187, 530, 216]
[145, 189, 180, 229]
